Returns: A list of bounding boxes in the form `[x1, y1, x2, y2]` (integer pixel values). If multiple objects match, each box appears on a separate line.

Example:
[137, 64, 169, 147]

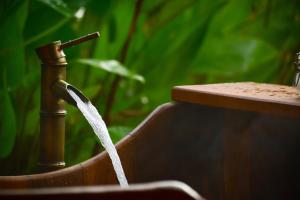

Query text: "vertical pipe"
[36, 41, 66, 172]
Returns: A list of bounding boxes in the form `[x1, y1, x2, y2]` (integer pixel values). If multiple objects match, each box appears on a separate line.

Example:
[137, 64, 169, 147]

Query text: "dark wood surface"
[172, 82, 300, 117]
[1, 82, 299, 200]
[1, 103, 299, 199]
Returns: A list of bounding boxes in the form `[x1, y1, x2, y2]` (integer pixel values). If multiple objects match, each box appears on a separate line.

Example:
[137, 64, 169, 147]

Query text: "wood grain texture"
[0, 82, 299, 200]
[172, 82, 300, 117]
[223, 111, 254, 200]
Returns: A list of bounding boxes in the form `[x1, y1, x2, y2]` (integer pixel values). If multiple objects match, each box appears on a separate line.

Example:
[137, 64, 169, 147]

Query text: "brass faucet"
[35, 32, 100, 172]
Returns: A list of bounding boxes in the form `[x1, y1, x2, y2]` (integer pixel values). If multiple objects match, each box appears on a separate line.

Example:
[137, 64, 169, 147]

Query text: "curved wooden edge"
[172, 82, 300, 117]
[0, 181, 204, 200]
[0, 103, 178, 187]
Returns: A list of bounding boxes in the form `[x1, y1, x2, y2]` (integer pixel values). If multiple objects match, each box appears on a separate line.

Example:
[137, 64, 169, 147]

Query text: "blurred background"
[0, 0, 299, 175]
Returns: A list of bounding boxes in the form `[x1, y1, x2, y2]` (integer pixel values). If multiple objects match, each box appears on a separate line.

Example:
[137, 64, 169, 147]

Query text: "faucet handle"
[36, 32, 100, 63]
[59, 32, 100, 50]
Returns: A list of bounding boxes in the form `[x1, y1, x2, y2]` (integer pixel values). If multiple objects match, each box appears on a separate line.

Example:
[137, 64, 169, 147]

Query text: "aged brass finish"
[60, 32, 100, 50]
[52, 80, 89, 107]
[35, 32, 100, 172]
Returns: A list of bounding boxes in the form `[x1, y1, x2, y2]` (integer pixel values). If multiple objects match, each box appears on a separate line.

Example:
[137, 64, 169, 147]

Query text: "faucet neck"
[35, 41, 66, 65]
[37, 41, 67, 172]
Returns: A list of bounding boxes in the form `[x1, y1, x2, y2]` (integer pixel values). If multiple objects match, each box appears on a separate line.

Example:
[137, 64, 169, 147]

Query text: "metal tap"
[35, 32, 100, 172]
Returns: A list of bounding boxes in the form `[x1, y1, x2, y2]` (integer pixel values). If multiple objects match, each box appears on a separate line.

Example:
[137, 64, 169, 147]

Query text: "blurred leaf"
[0, 0, 28, 89]
[124, 0, 225, 109]
[207, 0, 251, 35]
[92, 1, 135, 59]
[108, 126, 131, 144]
[85, 0, 113, 18]
[190, 0, 280, 79]
[193, 36, 278, 76]
[0, 90, 17, 158]
[82, 85, 101, 99]
[24, 16, 70, 46]
[107, 16, 117, 43]
[0, 0, 24, 25]
[65, 128, 96, 165]
[36, 0, 72, 17]
[20, 69, 40, 90]
[24, 0, 72, 46]
[144, 0, 197, 34]
[76, 59, 145, 83]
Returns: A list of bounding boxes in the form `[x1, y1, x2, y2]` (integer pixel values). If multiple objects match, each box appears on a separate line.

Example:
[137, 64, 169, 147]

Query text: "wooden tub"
[0, 82, 299, 200]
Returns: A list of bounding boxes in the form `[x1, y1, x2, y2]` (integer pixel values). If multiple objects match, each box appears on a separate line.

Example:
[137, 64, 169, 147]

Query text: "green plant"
[0, 0, 299, 175]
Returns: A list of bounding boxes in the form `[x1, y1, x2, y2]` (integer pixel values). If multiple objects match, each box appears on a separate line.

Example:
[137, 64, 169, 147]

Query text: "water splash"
[67, 88, 128, 187]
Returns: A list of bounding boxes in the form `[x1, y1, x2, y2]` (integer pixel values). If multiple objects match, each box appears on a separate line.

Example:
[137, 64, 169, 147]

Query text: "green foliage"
[108, 126, 131, 144]
[76, 59, 145, 83]
[0, 0, 299, 175]
[0, 90, 17, 158]
[37, 0, 73, 17]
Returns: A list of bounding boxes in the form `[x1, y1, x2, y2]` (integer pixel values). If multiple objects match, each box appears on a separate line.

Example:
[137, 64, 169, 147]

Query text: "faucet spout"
[53, 80, 89, 107]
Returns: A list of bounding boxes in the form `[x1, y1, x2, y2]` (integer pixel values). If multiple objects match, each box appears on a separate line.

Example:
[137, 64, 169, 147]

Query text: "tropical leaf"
[0, 0, 24, 25]
[76, 59, 145, 83]
[36, 0, 72, 17]
[0, 90, 17, 158]
[192, 36, 279, 76]
[0, 0, 27, 89]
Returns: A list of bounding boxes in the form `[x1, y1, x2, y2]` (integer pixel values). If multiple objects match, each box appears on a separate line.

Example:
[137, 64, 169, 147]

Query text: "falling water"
[67, 88, 128, 187]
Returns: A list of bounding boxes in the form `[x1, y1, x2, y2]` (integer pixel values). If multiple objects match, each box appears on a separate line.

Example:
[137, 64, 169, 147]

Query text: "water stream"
[67, 88, 128, 187]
